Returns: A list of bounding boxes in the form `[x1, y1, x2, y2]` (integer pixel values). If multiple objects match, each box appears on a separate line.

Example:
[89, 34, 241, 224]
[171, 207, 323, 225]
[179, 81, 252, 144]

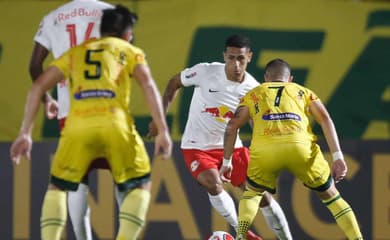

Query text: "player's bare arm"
[29, 42, 53, 103]
[11, 66, 64, 164]
[220, 106, 250, 181]
[147, 73, 183, 138]
[309, 99, 347, 182]
[163, 73, 183, 113]
[134, 64, 172, 159]
[224, 105, 250, 158]
[29, 42, 58, 118]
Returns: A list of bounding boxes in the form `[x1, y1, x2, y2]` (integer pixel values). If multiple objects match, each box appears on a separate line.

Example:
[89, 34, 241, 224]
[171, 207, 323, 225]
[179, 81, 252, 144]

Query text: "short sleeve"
[33, 14, 52, 51]
[306, 88, 320, 104]
[180, 63, 209, 87]
[238, 90, 259, 118]
[126, 47, 147, 74]
[49, 51, 70, 79]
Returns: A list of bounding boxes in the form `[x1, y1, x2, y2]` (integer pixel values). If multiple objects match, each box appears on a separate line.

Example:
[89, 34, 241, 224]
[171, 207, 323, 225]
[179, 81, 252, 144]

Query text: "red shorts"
[181, 147, 249, 187]
[59, 118, 110, 171]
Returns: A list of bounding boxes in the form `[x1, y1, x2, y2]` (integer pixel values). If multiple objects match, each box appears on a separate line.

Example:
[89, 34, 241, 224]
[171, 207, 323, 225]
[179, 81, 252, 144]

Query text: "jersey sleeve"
[180, 63, 209, 87]
[33, 14, 52, 51]
[305, 87, 320, 105]
[126, 46, 147, 74]
[49, 51, 70, 79]
[238, 89, 259, 118]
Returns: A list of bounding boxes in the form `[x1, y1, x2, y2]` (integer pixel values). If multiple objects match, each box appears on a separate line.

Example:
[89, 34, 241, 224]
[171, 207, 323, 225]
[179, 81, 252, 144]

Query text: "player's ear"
[123, 29, 133, 42]
[289, 75, 294, 82]
[247, 51, 253, 63]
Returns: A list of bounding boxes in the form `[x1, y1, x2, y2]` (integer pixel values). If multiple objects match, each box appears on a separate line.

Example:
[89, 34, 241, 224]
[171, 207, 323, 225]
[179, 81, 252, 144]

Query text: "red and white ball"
[207, 231, 234, 240]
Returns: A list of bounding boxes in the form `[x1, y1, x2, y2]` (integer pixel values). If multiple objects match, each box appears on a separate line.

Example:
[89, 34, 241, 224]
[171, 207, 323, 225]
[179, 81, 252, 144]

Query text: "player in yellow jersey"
[222, 58, 363, 240]
[10, 5, 172, 240]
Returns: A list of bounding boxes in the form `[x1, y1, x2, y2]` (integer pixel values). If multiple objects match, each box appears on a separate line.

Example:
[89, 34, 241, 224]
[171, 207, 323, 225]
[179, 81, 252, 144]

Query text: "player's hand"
[10, 134, 32, 165]
[45, 97, 58, 119]
[219, 158, 233, 183]
[147, 121, 158, 139]
[154, 130, 172, 160]
[332, 159, 348, 183]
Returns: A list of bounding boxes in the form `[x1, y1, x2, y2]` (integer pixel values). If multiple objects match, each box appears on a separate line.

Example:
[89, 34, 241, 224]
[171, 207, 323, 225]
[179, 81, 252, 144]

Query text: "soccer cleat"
[246, 230, 263, 240]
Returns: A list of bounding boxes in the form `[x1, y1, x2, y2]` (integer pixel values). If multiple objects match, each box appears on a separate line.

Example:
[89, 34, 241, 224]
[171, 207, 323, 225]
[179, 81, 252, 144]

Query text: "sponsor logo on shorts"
[74, 89, 115, 100]
[262, 112, 301, 121]
[190, 160, 200, 172]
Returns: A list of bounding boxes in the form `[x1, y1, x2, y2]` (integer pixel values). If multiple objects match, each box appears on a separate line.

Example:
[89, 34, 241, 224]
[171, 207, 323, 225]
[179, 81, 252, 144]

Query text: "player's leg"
[67, 175, 92, 240]
[44, 129, 95, 240]
[116, 179, 151, 240]
[58, 118, 93, 240]
[182, 149, 239, 230]
[315, 180, 362, 240]
[114, 185, 126, 207]
[110, 128, 152, 239]
[295, 143, 362, 240]
[258, 193, 292, 240]
[234, 148, 292, 240]
[41, 184, 67, 240]
[236, 184, 264, 240]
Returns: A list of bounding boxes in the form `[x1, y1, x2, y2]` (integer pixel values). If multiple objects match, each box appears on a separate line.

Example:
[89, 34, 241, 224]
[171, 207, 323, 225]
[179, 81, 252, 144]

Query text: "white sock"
[67, 183, 92, 240]
[114, 186, 126, 208]
[208, 190, 238, 229]
[260, 197, 292, 240]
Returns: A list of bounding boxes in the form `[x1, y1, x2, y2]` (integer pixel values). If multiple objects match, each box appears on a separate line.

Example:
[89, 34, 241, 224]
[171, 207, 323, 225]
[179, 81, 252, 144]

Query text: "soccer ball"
[207, 231, 234, 240]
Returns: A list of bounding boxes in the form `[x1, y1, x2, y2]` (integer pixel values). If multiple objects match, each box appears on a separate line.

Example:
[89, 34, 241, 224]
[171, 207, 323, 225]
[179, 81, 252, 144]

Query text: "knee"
[259, 191, 272, 207]
[204, 181, 224, 195]
[316, 182, 339, 201]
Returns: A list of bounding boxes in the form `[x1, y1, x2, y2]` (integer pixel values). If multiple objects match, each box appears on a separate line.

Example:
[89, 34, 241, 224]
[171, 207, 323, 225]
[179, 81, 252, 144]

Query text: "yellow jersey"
[50, 36, 147, 131]
[239, 82, 320, 146]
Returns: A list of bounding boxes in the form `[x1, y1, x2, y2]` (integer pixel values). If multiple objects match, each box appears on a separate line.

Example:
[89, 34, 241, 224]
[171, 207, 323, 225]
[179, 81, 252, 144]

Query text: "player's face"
[223, 47, 252, 82]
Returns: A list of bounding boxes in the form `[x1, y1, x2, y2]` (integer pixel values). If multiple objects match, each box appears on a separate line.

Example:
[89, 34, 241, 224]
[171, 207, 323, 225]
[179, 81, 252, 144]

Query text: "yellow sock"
[236, 189, 263, 240]
[116, 188, 151, 240]
[323, 194, 363, 240]
[40, 190, 67, 240]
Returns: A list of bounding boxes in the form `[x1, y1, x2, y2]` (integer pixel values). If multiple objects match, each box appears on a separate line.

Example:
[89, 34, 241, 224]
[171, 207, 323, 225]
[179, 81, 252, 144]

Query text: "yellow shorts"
[50, 124, 150, 191]
[247, 141, 331, 193]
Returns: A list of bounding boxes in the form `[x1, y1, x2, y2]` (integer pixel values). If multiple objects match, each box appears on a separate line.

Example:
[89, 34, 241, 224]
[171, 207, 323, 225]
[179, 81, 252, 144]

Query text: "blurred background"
[0, 0, 389, 239]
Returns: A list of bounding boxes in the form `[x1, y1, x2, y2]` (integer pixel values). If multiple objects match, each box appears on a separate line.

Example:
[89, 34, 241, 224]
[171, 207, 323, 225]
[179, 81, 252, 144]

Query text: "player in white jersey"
[28, 1, 116, 239]
[148, 35, 292, 240]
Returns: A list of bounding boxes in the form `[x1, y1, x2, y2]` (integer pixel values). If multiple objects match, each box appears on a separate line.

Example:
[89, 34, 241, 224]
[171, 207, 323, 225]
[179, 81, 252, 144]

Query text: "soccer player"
[222, 58, 363, 240]
[11, 5, 172, 240]
[29, 1, 118, 239]
[148, 35, 292, 240]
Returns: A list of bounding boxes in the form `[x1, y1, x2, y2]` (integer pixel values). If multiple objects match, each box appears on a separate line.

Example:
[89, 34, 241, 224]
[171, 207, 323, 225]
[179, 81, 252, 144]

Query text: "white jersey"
[180, 62, 260, 150]
[33, 0, 113, 119]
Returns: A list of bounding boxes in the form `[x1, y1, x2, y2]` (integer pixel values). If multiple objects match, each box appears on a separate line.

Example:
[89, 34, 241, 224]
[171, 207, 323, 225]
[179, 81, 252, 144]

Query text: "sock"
[67, 183, 92, 240]
[260, 197, 292, 240]
[323, 194, 363, 240]
[40, 190, 67, 240]
[208, 191, 238, 229]
[115, 185, 127, 208]
[116, 188, 151, 240]
[237, 189, 263, 240]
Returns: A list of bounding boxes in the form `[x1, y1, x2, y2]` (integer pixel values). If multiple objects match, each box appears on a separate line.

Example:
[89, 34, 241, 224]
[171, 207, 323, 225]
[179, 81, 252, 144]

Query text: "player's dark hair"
[225, 34, 251, 50]
[264, 58, 291, 78]
[100, 5, 138, 38]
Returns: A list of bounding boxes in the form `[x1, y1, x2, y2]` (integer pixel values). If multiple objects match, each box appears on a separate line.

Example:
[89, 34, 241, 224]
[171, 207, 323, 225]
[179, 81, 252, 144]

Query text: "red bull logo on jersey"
[56, 8, 102, 23]
[203, 105, 234, 123]
[74, 89, 115, 100]
[262, 112, 301, 121]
